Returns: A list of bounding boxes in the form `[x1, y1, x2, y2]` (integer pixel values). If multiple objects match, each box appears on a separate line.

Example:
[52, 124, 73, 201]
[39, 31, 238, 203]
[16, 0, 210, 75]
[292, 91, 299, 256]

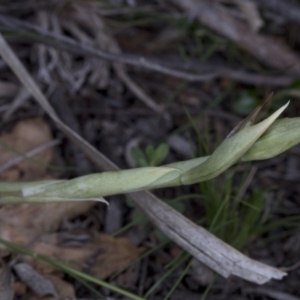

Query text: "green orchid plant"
[0, 98, 299, 205]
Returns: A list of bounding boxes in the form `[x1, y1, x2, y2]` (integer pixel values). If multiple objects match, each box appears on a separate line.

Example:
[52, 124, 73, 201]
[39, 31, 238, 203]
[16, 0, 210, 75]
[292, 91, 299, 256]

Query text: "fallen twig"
[0, 14, 295, 87]
[0, 139, 60, 174]
[66, 6, 162, 112]
[171, 0, 300, 75]
[252, 0, 300, 25]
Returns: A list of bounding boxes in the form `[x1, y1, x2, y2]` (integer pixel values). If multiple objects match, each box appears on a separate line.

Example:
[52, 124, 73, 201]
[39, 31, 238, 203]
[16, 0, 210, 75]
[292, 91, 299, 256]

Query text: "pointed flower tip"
[278, 100, 289, 113]
[276, 100, 290, 116]
[271, 100, 289, 120]
[285, 100, 290, 108]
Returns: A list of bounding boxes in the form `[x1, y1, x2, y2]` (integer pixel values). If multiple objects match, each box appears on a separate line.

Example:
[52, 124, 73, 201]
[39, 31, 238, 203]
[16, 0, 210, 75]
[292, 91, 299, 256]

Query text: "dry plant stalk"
[0, 32, 294, 284]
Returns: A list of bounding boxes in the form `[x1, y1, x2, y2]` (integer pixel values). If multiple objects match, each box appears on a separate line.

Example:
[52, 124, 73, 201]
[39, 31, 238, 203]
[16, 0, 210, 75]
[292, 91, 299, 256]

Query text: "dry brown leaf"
[44, 275, 75, 300]
[0, 202, 96, 246]
[13, 281, 27, 297]
[23, 231, 143, 280]
[0, 118, 97, 248]
[0, 118, 53, 181]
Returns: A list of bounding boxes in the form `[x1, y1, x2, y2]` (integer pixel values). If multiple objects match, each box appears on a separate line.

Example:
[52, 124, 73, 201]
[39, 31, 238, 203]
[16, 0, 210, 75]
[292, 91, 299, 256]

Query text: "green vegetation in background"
[128, 142, 185, 242]
[130, 143, 169, 167]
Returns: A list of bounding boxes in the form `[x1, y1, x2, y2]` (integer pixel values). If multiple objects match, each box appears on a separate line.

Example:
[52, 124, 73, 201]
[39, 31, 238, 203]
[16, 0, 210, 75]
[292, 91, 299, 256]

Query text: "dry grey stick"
[0, 139, 60, 173]
[13, 263, 58, 298]
[63, 6, 162, 112]
[0, 13, 214, 81]
[2, 87, 31, 122]
[0, 13, 295, 87]
[0, 32, 286, 284]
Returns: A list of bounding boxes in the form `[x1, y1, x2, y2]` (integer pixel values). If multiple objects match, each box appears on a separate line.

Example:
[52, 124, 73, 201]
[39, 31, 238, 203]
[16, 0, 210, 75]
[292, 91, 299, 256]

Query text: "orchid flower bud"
[242, 117, 300, 161]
